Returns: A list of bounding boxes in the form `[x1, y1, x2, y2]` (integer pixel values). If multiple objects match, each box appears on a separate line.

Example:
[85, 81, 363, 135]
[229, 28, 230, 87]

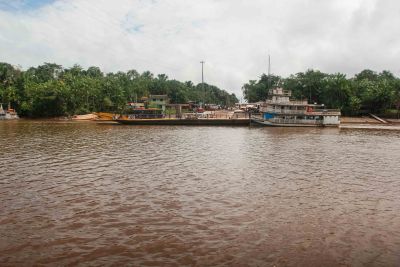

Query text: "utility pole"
[268, 54, 271, 89]
[200, 61, 205, 108]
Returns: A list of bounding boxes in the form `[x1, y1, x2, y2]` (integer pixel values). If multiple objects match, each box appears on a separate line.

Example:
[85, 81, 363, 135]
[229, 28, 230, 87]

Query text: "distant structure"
[148, 95, 169, 111]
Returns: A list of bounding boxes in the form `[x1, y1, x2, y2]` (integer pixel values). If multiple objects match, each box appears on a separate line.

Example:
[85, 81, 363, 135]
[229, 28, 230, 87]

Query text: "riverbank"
[6, 115, 400, 130]
[340, 116, 400, 129]
[340, 124, 400, 130]
[342, 116, 399, 124]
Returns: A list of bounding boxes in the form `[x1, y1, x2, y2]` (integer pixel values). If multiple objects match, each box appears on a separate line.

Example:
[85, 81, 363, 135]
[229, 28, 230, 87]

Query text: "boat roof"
[264, 101, 323, 107]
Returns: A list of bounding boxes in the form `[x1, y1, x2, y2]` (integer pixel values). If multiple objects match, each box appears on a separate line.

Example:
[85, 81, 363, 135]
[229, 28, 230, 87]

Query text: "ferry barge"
[251, 88, 341, 127]
[116, 118, 249, 126]
[115, 108, 249, 126]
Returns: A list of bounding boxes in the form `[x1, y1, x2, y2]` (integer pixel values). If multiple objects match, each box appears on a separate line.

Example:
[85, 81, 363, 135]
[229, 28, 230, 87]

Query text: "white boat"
[251, 88, 341, 127]
[0, 103, 19, 120]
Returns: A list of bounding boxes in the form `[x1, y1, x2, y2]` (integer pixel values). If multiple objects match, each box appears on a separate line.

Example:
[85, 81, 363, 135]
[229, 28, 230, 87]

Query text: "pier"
[116, 118, 250, 126]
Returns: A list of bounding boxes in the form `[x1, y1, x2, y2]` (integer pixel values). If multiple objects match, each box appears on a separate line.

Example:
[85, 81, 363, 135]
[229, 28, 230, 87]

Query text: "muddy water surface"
[1, 120, 400, 266]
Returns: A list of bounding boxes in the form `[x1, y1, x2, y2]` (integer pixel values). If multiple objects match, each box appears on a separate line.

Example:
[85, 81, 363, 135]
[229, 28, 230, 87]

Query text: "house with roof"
[148, 95, 169, 111]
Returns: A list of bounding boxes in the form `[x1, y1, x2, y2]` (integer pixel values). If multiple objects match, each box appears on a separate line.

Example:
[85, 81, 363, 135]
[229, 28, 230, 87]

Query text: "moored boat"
[251, 88, 341, 127]
[115, 108, 249, 126]
[0, 103, 19, 120]
[116, 117, 249, 126]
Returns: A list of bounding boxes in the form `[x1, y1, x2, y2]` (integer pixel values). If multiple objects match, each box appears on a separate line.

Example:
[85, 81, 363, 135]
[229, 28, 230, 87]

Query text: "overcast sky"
[1, 0, 400, 97]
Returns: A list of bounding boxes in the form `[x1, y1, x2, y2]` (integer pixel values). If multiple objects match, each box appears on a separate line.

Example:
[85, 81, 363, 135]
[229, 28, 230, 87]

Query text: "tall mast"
[268, 54, 271, 89]
[200, 61, 205, 108]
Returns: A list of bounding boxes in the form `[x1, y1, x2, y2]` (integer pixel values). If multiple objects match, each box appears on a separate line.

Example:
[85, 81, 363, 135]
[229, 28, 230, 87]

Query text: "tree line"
[0, 62, 238, 117]
[243, 69, 400, 117]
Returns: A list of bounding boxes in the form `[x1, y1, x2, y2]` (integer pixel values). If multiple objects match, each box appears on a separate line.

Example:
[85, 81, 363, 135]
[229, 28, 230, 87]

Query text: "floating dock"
[116, 118, 250, 126]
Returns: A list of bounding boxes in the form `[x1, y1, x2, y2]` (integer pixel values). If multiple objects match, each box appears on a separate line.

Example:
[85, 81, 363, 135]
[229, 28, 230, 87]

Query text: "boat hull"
[251, 118, 325, 127]
[0, 114, 19, 120]
[116, 118, 250, 126]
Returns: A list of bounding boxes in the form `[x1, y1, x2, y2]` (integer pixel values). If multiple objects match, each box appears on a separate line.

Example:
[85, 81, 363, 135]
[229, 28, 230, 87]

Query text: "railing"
[270, 118, 323, 125]
[268, 89, 292, 96]
[181, 112, 252, 119]
[264, 108, 307, 115]
[263, 100, 308, 105]
[312, 109, 340, 112]
[127, 114, 164, 119]
[262, 108, 341, 115]
[308, 109, 341, 115]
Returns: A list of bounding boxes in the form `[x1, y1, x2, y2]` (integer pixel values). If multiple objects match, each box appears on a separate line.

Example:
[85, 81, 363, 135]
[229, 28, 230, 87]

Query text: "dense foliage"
[0, 62, 238, 117]
[243, 69, 400, 116]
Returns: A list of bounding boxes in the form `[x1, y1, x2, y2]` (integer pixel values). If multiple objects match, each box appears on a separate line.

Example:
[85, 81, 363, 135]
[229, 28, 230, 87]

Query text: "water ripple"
[0, 121, 400, 266]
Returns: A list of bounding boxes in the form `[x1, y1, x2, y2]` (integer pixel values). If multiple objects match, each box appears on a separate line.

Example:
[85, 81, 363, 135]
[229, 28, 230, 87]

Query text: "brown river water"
[1, 120, 400, 266]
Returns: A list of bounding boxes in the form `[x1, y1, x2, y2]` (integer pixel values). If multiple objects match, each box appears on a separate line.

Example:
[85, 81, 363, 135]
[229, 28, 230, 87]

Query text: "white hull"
[0, 104, 19, 120]
[251, 117, 326, 127]
[0, 113, 19, 120]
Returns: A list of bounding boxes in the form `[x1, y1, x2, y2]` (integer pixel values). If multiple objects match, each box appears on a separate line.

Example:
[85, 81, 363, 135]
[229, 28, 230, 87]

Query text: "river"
[1, 120, 400, 266]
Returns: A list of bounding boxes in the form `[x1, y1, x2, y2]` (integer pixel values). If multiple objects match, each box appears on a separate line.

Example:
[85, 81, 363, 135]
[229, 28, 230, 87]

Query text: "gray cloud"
[0, 0, 399, 97]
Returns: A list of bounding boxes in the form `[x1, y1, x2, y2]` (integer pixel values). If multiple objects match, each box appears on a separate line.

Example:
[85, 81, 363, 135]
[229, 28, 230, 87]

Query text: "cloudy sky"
[1, 0, 400, 97]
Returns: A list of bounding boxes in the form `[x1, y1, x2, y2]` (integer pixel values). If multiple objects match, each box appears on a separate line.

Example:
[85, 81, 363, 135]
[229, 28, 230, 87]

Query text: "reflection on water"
[1, 120, 400, 266]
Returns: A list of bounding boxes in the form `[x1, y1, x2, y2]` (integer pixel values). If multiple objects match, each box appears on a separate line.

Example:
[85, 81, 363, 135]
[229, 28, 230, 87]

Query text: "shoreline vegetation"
[0, 62, 238, 118]
[1, 62, 399, 119]
[244, 69, 400, 118]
